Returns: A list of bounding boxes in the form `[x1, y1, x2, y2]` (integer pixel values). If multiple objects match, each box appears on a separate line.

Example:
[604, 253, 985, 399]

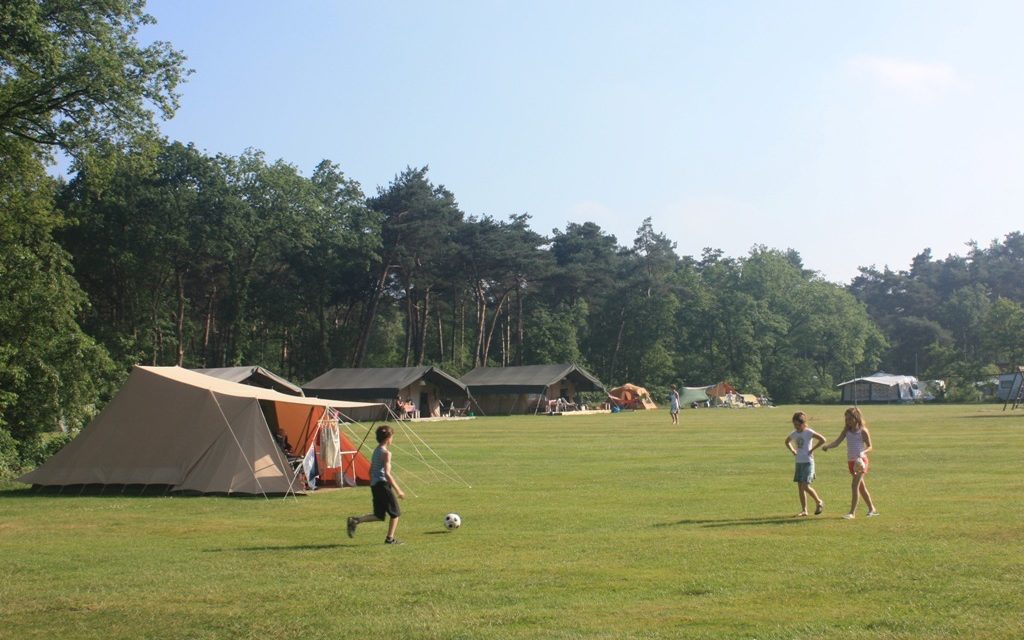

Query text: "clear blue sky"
[140, 1, 1024, 283]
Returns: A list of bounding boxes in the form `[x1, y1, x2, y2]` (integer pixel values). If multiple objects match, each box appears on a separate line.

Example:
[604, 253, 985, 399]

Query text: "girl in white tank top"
[823, 407, 878, 519]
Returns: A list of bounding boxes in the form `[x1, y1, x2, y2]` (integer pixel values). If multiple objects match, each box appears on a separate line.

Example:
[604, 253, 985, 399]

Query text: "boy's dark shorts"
[371, 482, 401, 519]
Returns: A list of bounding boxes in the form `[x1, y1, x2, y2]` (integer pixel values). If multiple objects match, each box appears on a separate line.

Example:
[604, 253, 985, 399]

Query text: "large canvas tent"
[461, 363, 605, 415]
[837, 373, 921, 403]
[193, 365, 304, 396]
[303, 366, 469, 418]
[19, 366, 380, 495]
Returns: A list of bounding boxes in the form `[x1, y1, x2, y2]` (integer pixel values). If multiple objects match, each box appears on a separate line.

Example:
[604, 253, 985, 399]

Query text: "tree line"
[2, 2, 1022, 472]
[53, 141, 890, 399]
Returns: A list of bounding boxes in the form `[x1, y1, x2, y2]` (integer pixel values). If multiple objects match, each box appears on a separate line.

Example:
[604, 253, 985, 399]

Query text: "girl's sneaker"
[814, 502, 824, 515]
[866, 510, 880, 517]
[842, 513, 855, 520]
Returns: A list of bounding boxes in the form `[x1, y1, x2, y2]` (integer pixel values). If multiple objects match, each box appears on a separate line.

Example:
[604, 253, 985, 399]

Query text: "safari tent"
[302, 366, 469, 418]
[609, 383, 658, 410]
[837, 373, 921, 403]
[19, 366, 380, 495]
[461, 363, 605, 415]
[193, 365, 304, 396]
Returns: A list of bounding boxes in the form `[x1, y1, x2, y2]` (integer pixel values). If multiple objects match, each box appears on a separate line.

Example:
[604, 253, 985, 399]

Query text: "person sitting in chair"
[273, 431, 291, 455]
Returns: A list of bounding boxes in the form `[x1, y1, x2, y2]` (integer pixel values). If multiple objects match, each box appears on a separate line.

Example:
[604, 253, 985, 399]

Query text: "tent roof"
[193, 366, 304, 396]
[303, 366, 467, 400]
[461, 364, 605, 395]
[836, 372, 918, 388]
[143, 366, 380, 408]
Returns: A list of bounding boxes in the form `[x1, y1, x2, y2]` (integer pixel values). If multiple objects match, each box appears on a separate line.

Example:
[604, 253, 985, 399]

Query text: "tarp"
[303, 366, 467, 401]
[679, 386, 710, 407]
[193, 365, 304, 396]
[461, 363, 605, 395]
[740, 394, 760, 406]
[19, 366, 380, 494]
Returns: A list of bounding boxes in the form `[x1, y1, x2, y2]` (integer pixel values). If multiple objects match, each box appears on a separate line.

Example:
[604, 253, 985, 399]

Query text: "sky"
[137, 1, 1024, 283]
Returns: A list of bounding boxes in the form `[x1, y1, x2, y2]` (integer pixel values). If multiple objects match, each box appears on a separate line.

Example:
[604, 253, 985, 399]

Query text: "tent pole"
[208, 391, 271, 500]
[468, 392, 486, 417]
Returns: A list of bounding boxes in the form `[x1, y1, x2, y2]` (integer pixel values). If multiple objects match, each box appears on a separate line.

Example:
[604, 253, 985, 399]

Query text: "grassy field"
[1, 404, 1022, 639]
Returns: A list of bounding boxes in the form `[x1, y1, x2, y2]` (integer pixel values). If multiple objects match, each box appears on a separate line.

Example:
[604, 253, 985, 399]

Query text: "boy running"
[347, 425, 406, 544]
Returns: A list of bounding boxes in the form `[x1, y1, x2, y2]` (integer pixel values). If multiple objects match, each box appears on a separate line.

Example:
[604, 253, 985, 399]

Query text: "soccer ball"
[444, 513, 461, 530]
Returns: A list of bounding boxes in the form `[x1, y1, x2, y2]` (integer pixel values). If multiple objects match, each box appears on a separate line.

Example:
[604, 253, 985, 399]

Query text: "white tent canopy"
[837, 372, 921, 403]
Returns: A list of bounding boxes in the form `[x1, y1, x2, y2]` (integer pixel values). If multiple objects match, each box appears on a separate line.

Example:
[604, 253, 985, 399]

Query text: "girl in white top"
[784, 412, 826, 517]
[823, 407, 878, 519]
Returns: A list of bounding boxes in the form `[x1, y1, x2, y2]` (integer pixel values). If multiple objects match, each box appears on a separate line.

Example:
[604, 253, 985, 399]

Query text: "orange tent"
[270, 403, 371, 486]
[609, 383, 658, 410]
[706, 381, 737, 398]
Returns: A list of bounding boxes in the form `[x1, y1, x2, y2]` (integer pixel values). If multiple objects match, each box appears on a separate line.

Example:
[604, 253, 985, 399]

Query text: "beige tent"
[19, 366, 382, 496]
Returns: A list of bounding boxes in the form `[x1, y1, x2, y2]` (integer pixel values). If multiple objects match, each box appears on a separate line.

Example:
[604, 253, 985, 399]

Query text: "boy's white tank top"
[846, 429, 865, 461]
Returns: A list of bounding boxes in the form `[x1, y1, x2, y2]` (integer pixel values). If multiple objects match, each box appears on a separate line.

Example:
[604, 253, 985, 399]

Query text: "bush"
[18, 431, 76, 468]
[0, 429, 20, 478]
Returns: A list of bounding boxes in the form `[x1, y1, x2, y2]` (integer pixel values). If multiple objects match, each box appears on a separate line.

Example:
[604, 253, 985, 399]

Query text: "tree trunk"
[175, 271, 186, 366]
[515, 281, 524, 365]
[202, 285, 217, 366]
[403, 289, 414, 367]
[437, 308, 445, 363]
[481, 290, 511, 366]
[417, 288, 431, 365]
[608, 307, 627, 382]
[353, 265, 391, 367]
[473, 284, 487, 367]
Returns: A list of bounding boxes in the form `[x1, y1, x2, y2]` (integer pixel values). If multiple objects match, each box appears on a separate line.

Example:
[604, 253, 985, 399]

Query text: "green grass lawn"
[2, 404, 1023, 639]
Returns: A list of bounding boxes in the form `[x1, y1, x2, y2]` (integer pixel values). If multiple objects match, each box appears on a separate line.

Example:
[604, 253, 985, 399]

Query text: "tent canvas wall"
[19, 366, 380, 495]
[461, 364, 605, 415]
[837, 373, 921, 403]
[303, 366, 468, 418]
[193, 365, 304, 396]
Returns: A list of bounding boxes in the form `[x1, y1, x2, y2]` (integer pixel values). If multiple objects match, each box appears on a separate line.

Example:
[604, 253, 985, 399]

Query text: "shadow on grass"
[207, 543, 352, 553]
[963, 413, 1024, 420]
[655, 516, 821, 528]
[0, 486, 302, 499]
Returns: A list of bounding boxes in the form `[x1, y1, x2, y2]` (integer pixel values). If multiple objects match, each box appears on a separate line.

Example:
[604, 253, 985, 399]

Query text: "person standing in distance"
[669, 384, 681, 424]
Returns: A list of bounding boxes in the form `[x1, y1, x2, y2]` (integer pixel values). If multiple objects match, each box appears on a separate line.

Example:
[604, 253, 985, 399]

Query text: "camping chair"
[451, 401, 470, 417]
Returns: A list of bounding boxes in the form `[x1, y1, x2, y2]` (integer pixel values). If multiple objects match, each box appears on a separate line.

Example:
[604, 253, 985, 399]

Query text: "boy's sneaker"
[866, 510, 880, 517]
[384, 537, 404, 545]
[842, 513, 855, 520]
[346, 517, 357, 538]
[814, 502, 824, 515]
